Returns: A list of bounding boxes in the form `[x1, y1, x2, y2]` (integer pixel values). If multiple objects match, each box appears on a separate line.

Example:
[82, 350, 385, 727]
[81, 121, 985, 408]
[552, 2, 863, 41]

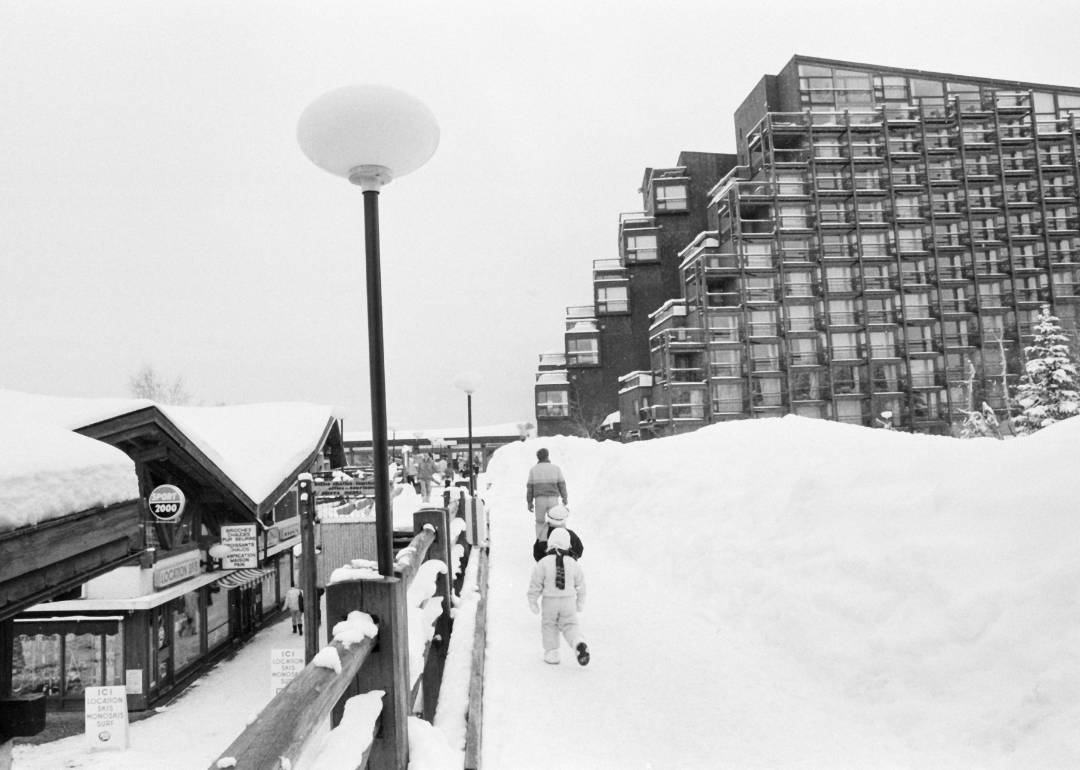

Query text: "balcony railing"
[710, 363, 744, 378]
[747, 322, 780, 337]
[706, 292, 741, 308]
[827, 311, 861, 325]
[749, 357, 782, 373]
[712, 398, 746, 415]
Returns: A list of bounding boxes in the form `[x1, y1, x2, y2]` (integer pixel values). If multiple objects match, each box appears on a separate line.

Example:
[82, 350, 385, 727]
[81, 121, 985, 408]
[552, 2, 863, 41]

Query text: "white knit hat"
[547, 527, 571, 552]
[546, 505, 569, 526]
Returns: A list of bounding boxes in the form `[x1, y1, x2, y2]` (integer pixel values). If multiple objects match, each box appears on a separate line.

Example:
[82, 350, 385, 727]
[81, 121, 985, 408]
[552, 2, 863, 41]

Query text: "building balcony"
[868, 345, 902, 359]
[650, 327, 706, 349]
[930, 300, 972, 317]
[709, 363, 745, 379]
[747, 322, 781, 338]
[640, 403, 708, 423]
[745, 288, 780, 303]
[619, 211, 655, 227]
[712, 398, 748, 416]
[749, 358, 783, 374]
[1036, 117, 1076, 137]
[830, 344, 862, 361]
[862, 276, 896, 292]
[865, 311, 898, 325]
[785, 317, 818, 334]
[618, 371, 653, 393]
[705, 291, 742, 308]
[592, 258, 626, 280]
[564, 306, 596, 330]
[538, 352, 567, 370]
[789, 350, 825, 366]
[903, 338, 936, 354]
[667, 366, 707, 384]
[905, 372, 944, 389]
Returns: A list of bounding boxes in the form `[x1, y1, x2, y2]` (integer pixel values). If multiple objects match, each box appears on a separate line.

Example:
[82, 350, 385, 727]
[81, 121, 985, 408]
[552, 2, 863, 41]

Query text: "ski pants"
[419, 478, 433, 501]
[533, 495, 561, 538]
[540, 595, 584, 652]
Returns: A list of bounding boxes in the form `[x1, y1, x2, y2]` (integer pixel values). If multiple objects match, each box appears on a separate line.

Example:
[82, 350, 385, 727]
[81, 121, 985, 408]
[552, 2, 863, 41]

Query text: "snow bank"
[483, 416, 1080, 767]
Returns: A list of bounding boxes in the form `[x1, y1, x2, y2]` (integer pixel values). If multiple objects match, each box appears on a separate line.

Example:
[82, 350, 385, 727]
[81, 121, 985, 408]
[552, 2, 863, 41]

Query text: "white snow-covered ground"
[14, 416, 1080, 769]
[481, 416, 1080, 769]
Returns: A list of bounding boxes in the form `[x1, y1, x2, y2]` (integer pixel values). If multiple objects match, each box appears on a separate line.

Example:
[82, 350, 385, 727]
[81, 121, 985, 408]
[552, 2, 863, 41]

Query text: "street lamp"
[388, 421, 400, 464]
[453, 372, 484, 495]
[298, 85, 439, 577]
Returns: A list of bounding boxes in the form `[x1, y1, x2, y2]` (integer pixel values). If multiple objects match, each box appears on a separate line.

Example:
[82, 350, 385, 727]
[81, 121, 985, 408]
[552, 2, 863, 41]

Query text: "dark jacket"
[533, 525, 584, 562]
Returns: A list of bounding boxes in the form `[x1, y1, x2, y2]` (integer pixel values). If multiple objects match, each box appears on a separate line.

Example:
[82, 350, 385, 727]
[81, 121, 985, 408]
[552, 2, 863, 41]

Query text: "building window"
[537, 389, 569, 418]
[711, 382, 744, 414]
[751, 377, 783, 407]
[707, 312, 740, 341]
[596, 285, 628, 314]
[791, 369, 824, 400]
[566, 336, 599, 366]
[709, 348, 742, 378]
[834, 398, 866, 424]
[655, 184, 687, 212]
[625, 234, 658, 263]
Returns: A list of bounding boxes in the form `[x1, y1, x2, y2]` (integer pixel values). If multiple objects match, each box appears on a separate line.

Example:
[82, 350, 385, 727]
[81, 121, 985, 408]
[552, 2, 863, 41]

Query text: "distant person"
[417, 453, 436, 502]
[435, 455, 449, 487]
[533, 505, 583, 562]
[285, 585, 305, 635]
[526, 447, 568, 538]
[405, 453, 418, 492]
[527, 527, 589, 666]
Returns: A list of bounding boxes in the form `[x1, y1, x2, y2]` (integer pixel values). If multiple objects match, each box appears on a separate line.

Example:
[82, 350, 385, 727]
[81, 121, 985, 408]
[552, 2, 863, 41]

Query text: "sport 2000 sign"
[147, 484, 186, 523]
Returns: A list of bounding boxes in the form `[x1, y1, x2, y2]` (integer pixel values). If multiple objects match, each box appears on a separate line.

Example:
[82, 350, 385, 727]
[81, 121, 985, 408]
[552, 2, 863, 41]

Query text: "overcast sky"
[2, 1, 1078, 431]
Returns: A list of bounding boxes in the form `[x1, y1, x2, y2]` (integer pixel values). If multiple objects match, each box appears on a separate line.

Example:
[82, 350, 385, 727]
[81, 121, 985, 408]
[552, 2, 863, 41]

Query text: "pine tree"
[1011, 305, 1080, 435]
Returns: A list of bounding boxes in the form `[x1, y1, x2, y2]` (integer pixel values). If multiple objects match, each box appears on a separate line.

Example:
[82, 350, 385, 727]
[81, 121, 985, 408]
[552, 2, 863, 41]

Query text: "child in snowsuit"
[532, 504, 584, 562]
[285, 586, 305, 635]
[527, 527, 589, 666]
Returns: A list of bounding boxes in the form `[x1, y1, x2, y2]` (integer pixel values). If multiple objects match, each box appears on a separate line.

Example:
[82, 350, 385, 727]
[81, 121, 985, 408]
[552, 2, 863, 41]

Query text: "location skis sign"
[271, 648, 305, 696]
[85, 685, 129, 751]
[148, 484, 186, 523]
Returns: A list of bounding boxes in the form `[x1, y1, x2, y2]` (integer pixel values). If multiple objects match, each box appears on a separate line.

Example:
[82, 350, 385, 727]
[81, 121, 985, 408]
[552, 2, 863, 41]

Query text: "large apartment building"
[535, 151, 736, 436]
[537, 56, 1080, 438]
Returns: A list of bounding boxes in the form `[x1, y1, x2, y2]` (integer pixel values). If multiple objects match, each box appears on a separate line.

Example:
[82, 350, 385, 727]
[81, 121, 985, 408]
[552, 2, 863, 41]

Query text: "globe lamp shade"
[297, 84, 439, 186]
[209, 544, 233, 560]
[453, 372, 484, 396]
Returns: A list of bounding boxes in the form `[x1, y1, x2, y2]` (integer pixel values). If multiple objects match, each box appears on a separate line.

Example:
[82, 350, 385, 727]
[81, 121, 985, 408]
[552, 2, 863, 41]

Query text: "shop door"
[151, 606, 174, 696]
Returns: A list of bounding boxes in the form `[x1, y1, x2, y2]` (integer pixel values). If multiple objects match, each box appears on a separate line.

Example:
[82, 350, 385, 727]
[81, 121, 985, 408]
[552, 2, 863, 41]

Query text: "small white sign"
[221, 524, 258, 569]
[124, 670, 143, 695]
[270, 648, 305, 697]
[85, 685, 129, 751]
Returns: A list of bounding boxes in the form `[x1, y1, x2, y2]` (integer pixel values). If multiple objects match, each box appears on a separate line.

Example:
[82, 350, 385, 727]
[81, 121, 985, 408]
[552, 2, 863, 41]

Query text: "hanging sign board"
[220, 524, 258, 569]
[148, 485, 186, 523]
[85, 685, 129, 751]
[270, 648, 305, 696]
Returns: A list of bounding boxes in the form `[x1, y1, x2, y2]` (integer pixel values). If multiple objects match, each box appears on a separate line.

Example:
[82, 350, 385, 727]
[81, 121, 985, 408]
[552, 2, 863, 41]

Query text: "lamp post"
[453, 372, 483, 496]
[298, 85, 439, 577]
[388, 420, 400, 466]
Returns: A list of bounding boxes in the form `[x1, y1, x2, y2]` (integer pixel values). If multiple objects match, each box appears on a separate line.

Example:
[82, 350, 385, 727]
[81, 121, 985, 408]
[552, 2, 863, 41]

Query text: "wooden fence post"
[326, 576, 409, 770]
[413, 508, 451, 721]
[297, 475, 319, 664]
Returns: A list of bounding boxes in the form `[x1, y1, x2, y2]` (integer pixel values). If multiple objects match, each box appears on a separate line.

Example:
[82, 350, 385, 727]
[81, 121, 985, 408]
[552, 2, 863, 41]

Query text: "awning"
[216, 567, 275, 590]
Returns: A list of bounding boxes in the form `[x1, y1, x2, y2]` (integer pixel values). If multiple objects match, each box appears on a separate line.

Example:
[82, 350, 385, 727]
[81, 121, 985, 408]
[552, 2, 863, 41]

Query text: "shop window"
[174, 594, 202, 674]
[12, 621, 123, 701]
[655, 184, 687, 212]
[537, 389, 569, 418]
[207, 587, 231, 652]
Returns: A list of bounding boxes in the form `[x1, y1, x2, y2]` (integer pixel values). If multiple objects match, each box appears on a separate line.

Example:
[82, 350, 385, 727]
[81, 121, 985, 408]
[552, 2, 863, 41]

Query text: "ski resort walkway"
[478, 450, 895, 769]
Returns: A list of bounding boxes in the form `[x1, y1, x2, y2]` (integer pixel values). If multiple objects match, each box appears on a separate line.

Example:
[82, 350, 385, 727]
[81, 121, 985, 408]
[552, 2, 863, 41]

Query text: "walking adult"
[417, 453, 436, 502]
[526, 447, 568, 538]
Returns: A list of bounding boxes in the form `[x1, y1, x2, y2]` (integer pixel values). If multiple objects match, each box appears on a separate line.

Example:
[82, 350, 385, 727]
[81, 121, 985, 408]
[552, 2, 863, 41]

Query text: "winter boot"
[576, 642, 590, 666]
[298, 624, 303, 636]
[543, 650, 560, 665]
[292, 624, 297, 634]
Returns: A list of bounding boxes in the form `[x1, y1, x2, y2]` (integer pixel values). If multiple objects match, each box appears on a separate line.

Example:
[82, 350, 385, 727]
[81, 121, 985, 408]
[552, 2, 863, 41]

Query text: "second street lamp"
[297, 84, 439, 577]
[453, 372, 483, 496]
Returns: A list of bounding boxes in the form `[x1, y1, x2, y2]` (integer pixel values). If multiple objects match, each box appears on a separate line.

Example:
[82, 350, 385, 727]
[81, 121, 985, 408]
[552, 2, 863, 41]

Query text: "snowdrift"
[484, 416, 1080, 766]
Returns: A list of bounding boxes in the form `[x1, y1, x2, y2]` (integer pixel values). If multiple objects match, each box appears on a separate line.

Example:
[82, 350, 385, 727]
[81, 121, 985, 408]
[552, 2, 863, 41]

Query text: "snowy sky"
[2, 1, 1079, 430]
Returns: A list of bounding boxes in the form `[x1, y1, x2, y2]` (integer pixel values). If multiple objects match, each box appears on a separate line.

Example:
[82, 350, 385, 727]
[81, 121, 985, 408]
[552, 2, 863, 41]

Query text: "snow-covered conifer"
[1011, 305, 1080, 435]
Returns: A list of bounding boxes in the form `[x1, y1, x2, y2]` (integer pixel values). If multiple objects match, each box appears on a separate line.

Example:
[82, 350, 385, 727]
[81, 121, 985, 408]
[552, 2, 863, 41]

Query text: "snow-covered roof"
[0, 416, 138, 533]
[601, 411, 620, 428]
[0, 389, 338, 512]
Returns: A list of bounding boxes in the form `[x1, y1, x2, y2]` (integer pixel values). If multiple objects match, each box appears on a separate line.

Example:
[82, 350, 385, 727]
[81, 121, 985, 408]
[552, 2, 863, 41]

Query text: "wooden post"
[327, 575, 409, 770]
[413, 508, 451, 721]
[0, 620, 12, 698]
[297, 475, 319, 664]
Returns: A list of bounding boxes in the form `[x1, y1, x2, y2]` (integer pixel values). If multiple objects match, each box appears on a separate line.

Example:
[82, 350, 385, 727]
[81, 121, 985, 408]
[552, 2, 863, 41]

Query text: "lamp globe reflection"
[297, 84, 438, 577]
[297, 84, 440, 190]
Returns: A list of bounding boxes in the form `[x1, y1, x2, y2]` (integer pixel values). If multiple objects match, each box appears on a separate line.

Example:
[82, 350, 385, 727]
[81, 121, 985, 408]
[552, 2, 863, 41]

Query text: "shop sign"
[125, 670, 143, 695]
[266, 517, 301, 549]
[270, 648, 305, 696]
[221, 524, 258, 569]
[147, 485, 186, 522]
[153, 554, 202, 590]
[85, 685, 129, 751]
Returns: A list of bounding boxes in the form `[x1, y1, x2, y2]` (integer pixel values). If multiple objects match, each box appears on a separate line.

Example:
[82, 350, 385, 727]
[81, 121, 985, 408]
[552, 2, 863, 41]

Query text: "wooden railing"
[208, 491, 488, 770]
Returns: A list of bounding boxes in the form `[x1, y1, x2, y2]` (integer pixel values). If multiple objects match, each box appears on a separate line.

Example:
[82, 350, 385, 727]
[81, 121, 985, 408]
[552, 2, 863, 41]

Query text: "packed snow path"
[479, 420, 1080, 769]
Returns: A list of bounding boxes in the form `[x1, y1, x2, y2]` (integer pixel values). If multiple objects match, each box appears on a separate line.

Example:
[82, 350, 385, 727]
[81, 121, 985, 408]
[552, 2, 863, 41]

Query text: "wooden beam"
[0, 500, 141, 585]
[464, 545, 489, 770]
[414, 508, 451, 722]
[206, 635, 376, 770]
